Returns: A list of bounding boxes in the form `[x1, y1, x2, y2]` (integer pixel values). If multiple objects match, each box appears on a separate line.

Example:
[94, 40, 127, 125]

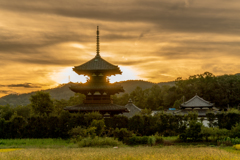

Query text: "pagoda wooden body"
[64, 27, 128, 116]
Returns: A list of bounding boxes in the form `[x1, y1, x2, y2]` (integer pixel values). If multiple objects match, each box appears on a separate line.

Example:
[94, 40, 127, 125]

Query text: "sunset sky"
[1, 0, 240, 97]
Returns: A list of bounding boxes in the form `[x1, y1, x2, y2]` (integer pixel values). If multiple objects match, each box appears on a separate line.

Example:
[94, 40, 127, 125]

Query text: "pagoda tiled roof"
[64, 103, 129, 112]
[73, 54, 121, 75]
[180, 95, 214, 108]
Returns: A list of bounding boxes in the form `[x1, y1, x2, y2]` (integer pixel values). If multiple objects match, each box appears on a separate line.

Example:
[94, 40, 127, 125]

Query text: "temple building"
[180, 94, 217, 117]
[64, 27, 129, 116]
[122, 99, 141, 118]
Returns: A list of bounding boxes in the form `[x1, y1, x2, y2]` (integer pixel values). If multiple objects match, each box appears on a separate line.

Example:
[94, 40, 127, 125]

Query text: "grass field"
[0, 146, 240, 160]
[0, 139, 240, 160]
[0, 139, 77, 148]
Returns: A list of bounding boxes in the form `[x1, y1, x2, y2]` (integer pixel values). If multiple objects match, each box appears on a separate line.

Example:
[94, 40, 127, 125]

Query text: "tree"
[30, 91, 53, 116]
[67, 93, 85, 106]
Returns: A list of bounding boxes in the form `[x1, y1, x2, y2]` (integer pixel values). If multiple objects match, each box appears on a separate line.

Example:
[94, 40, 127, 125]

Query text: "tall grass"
[0, 146, 239, 160]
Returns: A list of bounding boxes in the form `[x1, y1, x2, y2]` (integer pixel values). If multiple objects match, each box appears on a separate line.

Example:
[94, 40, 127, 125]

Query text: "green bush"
[84, 112, 103, 126]
[78, 137, 122, 147]
[68, 126, 96, 140]
[217, 137, 240, 146]
[113, 128, 132, 142]
[90, 119, 105, 136]
[230, 123, 240, 138]
[206, 112, 216, 127]
[126, 135, 160, 146]
[148, 136, 156, 146]
[201, 126, 230, 141]
[128, 115, 144, 135]
[179, 120, 202, 141]
[154, 133, 163, 144]
[127, 136, 149, 145]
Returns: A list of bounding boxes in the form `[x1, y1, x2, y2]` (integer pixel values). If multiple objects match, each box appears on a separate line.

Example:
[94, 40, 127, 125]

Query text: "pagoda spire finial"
[96, 26, 100, 57]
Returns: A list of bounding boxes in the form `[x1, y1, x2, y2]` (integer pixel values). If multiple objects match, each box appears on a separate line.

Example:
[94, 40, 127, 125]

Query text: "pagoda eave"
[64, 103, 129, 113]
[73, 69, 122, 76]
[69, 84, 124, 94]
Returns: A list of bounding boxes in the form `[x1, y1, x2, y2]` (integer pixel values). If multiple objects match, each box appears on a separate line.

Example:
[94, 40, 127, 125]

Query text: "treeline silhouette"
[113, 72, 240, 110]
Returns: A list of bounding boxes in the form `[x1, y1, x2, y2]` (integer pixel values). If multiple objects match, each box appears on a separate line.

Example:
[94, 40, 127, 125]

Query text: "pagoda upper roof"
[180, 94, 214, 108]
[73, 27, 122, 76]
[73, 54, 122, 75]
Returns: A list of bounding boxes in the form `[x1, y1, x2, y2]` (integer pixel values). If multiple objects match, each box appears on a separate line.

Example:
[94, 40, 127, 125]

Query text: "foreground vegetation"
[0, 139, 76, 148]
[0, 146, 240, 160]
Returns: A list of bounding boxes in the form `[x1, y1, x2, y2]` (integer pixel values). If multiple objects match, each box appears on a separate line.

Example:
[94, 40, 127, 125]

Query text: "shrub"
[84, 112, 103, 126]
[179, 120, 202, 141]
[126, 135, 161, 146]
[9, 115, 27, 138]
[217, 137, 240, 146]
[154, 133, 163, 144]
[206, 112, 216, 127]
[68, 126, 96, 140]
[105, 115, 128, 129]
[233, 144, 240, 150]
[201, 126, 213, 141]
[230, 123, 240, 138]
[127, 136, 149, 145]
[113, 128, 132, 142]
[78, 137, 122, 147]
[148, 136, 156, 146]
[90, 119, 105, 136]
[128, 115, 144, 135]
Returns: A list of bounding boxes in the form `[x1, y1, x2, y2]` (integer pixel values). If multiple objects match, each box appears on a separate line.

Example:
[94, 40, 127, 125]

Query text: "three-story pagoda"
[64, 27, 129, 116]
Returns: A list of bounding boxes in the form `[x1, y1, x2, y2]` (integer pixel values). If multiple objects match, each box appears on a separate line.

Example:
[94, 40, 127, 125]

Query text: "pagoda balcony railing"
[84, 100, 112, 104]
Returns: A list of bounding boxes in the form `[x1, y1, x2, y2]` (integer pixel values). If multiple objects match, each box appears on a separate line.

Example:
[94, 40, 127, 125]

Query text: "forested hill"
[0, 80, 174, 106]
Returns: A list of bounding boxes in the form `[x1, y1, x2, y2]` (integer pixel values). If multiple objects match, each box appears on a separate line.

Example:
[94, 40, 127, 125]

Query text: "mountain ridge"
[0, 80, 174, 106]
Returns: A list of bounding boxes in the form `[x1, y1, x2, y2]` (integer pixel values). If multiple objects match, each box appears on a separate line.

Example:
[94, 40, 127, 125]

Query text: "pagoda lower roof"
[73, 54, 121, 75]
[64, 103, 129, 112]
[69, 83, 124, 93]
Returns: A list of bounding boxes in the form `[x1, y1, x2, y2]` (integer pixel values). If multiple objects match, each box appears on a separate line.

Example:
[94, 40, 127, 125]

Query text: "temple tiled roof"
[64, 103, 129, 112]
[180, 95, 214, 108]
[122, 99, 141, 118]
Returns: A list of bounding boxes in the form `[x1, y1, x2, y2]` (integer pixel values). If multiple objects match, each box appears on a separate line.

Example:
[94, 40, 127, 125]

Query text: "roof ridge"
[182, 94, 213, 106]
[125, 101, 142, 111]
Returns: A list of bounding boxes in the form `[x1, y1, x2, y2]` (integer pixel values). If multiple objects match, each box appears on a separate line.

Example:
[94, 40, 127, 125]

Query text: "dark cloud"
[0, 90, 16, 94]
[1, 0, 240, 35]
[0, 83, 43, 88]
[112, 58, 159, 66]
[0, 32, 87, 54]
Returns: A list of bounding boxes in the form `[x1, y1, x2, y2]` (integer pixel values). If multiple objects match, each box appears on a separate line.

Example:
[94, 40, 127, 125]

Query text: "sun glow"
[51, 67, 88, 84]
[109, 66, 140, 83]
[70, 43, 85, 49]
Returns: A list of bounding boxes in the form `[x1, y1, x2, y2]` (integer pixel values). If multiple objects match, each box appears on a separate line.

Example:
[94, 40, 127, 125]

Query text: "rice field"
[0, 146, 240, 160]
